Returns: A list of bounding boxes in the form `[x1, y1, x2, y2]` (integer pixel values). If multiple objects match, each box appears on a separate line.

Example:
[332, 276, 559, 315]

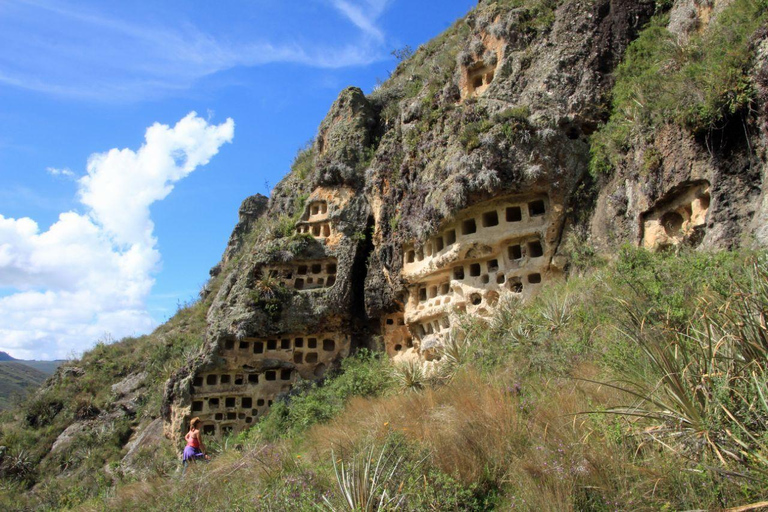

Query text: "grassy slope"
[0, 362, 48, 410]
[65, 247, 766, 511]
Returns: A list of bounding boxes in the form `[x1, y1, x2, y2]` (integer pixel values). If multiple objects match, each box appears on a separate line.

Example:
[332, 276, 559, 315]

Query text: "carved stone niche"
[641, 181, 711, 251]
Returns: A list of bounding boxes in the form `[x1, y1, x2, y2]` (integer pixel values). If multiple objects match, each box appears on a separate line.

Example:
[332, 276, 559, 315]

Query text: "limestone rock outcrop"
[163, 0, 768, 441]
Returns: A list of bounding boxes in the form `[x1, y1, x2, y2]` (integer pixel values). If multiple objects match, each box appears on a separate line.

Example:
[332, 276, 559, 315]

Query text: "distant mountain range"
[0, 351, 64, 409]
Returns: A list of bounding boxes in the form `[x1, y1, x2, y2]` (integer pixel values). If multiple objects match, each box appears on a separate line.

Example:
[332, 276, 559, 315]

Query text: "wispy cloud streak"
[0, 0, 394, 101]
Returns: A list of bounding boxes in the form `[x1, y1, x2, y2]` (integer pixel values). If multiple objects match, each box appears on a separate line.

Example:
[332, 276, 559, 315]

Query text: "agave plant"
[588, 257, 768, 475]
[322, 443, 405, 512]
[391, 360, 426, 393]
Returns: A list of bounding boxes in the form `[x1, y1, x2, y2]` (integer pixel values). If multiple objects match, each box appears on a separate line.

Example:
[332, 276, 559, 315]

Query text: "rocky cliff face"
[163, 0, 768, 440]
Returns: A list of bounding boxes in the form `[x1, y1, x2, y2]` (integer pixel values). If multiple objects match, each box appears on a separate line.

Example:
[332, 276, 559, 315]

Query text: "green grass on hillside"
[590, 0, 768, 176]
[0, 362, 48, 411]
[15, 246, 760, 512]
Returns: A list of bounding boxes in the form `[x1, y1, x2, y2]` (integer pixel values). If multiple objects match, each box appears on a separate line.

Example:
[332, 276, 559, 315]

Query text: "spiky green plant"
[590, 257, 768, 476]
[322, 442, 404, 512]
[391, 360, 426, 393]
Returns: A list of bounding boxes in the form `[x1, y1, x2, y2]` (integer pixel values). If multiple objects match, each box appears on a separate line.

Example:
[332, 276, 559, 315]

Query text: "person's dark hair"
[190, 417, 201, 429]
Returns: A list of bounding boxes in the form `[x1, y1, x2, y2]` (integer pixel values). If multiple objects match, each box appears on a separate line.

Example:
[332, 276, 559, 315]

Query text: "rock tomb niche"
[459, 26, 505, 100]
[395, 194, 556, 362]
[642, 181, 710, 251]
[188, 332, 350, 437]
[296, 199, 333, 239]
[255, 259, 338, 291]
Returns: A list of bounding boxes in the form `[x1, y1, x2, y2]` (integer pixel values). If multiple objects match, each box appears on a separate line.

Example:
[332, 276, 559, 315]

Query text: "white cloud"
[46, 167, 75, 178]
[0, 112, 234, 359]
[330, 0, 390, 42]
[0, 0, 393, 101]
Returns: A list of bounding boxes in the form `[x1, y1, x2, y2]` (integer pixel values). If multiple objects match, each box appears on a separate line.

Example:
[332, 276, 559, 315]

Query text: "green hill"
[0, 362, 48, 410]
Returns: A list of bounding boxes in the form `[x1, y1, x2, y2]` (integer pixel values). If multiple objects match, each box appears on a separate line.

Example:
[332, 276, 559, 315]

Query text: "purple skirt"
[182, 446, 204, 462]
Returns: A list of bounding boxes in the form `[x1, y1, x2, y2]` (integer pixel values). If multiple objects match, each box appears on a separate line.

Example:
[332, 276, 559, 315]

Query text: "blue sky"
[0, 0, 475, 359]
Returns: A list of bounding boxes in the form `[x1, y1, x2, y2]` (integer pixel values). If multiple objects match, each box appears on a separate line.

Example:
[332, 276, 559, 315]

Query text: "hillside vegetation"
[0, 363, 48, 411]
[2, 247, 756, 511]
[0, 248, 766, 510]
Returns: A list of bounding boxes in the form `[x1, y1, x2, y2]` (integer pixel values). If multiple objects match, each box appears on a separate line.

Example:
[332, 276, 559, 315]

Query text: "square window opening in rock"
[453, 266, 465, 280]
[308, 338, 317, 349]
[251, 409, 258, 416]
[226, 412, 236, 420]
[506, 206, 522, 222]
[220, 374, 231, 384]
[193, 376, 203, 387]
[224, 339, 234, 350]
[496, 273, 506, 284]
[192, 401, 203, 412]
[416, 248, 424, 261]
[234, 375, 244, 385]
[265, 371, 276, 381]
[257, 399, 265, 407]
[203, 424, 216, 435]
[434, 237, 444, 252]
[294, 338, 304, 348]
[206, 374, 217, 386]
[327, 263, 337, 274]
[225, 397, 236, 408]
[215, 413, 223, 421]
[312, 264, 322, 274]
[528, 200, 546, 216]
[245, 417, 252, 424]
[268, 400, 273, 407]
[469, 263, 481, 277]
[386, 318, 394, 325]
[462, 218, 477, 235]
[239, 341, 249, 350]
[281, 339, 291, 350]
[326, 275, 336, 286]
[306, 277, 314, 285]
[508, 277, 523, 293]
[294, 278, 305, 289]
[472, 75, 483, 89]
[481, 274, 490, 284]
[323, 339, 335, 351]
[419, 288, 427, 302]
[312, 225, 321, 236]
[394, 344, 402, 351]
[306, 352, 318, 363]
[267, 339, 277, 351]
[311, 205, 320, 216]
[509, 244, 522, 260]
[280, 369, 292, 381]
[294, 352, 304, 364]
[253, 342, 264, 354]
[242, 397, 252, 408]
[528, 273, 542, 284]
[482, 210, 499, 227]
[248, 374, 259, 384]
[429, 286, 438, 299]
[445, 229, 457, 246]
[440, 283, 450, 295]
[487, 259, 499, 272]
[528, 241, 543, 258]
[317, 278, 325, 286]
[407, 250, 415, 263]
[209, 398, 219, 408]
